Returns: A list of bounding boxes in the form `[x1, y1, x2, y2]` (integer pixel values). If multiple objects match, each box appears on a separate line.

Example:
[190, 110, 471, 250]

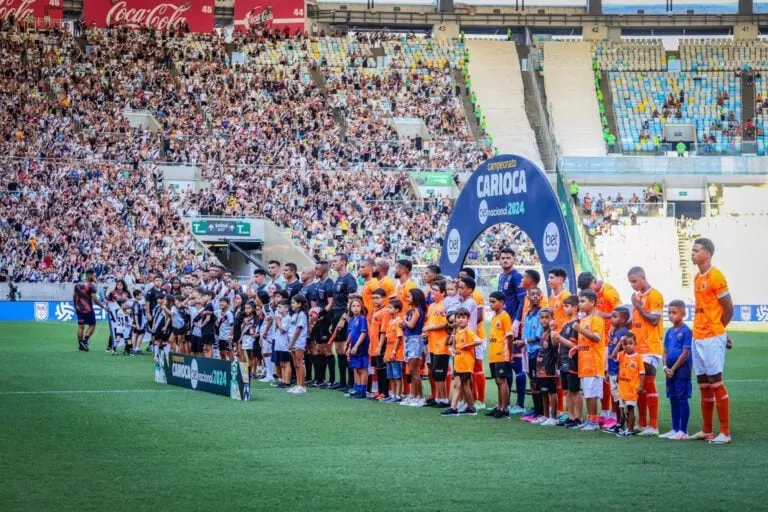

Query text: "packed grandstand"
[0, 22, 765, 310]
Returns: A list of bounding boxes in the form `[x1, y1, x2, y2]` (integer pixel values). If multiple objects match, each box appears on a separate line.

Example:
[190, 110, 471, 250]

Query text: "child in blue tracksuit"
[345, 296, 370, 400]
[518, 287, 543, 422]
[661, 300, 693, 440]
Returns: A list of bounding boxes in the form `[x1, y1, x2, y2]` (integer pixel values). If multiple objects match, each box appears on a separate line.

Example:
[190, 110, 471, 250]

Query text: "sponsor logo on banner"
[190, 358, 199, 389]
[246, 5, 273, 29]
[758, 305, 768, 323]
[55, 302, 75, 321]
[164, 352, 249, 400]
[740, 306, 752, 322]
[34, 302, 48, 321]
[446, 228, 461, 264]
[542, 222, 560, 262]
[106, 1, 190, 31]
[0, 0, 34, 23]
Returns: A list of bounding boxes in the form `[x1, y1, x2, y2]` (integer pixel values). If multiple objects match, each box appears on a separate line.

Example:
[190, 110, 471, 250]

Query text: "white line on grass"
[0, 386, 282, 396]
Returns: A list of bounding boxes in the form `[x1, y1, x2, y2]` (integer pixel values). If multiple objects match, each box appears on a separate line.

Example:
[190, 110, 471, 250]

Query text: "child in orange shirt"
[614, 332, 646, 437]
[383, 299, 405, 402]
[441, 308, 482, 417]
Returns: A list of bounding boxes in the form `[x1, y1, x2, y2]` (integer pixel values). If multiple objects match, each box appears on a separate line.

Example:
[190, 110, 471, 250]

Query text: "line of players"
[80, 236, 733, 443]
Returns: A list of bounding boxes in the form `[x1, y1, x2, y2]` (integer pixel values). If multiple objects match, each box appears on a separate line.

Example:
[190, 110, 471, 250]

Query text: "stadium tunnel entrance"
[439, 154, 576, 294]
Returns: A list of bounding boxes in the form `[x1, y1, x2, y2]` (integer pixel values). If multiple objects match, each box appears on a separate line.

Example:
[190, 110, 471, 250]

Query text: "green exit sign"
[678, 191, 688, 197]
[191, 220, 251, 237]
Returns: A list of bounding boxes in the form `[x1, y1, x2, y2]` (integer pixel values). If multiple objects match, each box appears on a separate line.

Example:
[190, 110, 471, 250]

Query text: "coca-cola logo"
[246, 5, 273, 29]
[105, 1, 190, 31]
[0, 0, 36, 23]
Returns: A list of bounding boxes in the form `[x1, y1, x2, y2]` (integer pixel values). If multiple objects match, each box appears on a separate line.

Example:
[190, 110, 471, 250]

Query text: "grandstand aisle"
[465, 40, 543, 168]
[543, 41, 607, 157]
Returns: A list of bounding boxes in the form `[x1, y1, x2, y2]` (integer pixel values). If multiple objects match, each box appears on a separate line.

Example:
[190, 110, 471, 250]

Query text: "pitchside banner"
[83, 0, 214, 33]
[0, 0, 63, 24]
[233, 0, 305, 34]
[155, 351, 250, 401]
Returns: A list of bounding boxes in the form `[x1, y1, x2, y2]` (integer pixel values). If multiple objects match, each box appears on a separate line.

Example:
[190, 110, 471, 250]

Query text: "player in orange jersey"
[440, 308, 482, 417]
[689, 238, 734, 445]
[486, 291, 514, 419]
[460, 267, 486, 409]
[359, 259, 380, 325]
[369, 288, 390, 400]
[627, 266, 664, 436]
[578, 271, 622, 429]
[614, 332, 645, 437]
[547, 267, 571, 418]
[374, 259, 396, 303]
[573, 290, 605, 431]
[423, 280, 451, 407]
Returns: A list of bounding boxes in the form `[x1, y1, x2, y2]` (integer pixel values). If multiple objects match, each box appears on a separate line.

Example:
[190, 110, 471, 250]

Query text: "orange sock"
[472, 360, 486, 403]
[556, 379, 565, 414]
[645, 375, 659, 429]
[429, 374, 436, 400]
[637, 392, 648, 428]
[699, 383, 715, 434]
[601, 380, 612, 414]
[712, 381, 730, 436]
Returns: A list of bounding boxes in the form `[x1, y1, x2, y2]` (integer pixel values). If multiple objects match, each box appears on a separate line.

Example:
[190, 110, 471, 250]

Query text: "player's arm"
[610, 340, 623, 360]
[637, 369, 646, 393]
[91, 289, 105, 310]
[573, 321, 601, 343]
[404, 309, 420, 329]
[719, 294, 734, 329]
[631, 294, 661, 326]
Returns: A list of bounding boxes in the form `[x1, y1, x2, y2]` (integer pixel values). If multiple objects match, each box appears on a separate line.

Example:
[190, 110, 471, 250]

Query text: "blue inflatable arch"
[439, 154, 576, 293]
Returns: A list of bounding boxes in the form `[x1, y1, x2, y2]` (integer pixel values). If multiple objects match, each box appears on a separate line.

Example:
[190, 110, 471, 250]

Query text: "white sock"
[213, 347, 221, 359]
[265, 356, 273, 376]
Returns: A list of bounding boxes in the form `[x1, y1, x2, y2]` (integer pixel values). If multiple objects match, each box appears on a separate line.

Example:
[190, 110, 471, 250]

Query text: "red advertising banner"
[233, 0, 305, 34]
[83, 0, 215, 33]
[0, 0, 63, 25]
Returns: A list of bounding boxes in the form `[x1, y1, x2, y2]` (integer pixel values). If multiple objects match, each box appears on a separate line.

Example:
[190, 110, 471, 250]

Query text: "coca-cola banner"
[233, 0, 305, 34]
[84, 0, 215, 33]
[0, 0, 63, 25]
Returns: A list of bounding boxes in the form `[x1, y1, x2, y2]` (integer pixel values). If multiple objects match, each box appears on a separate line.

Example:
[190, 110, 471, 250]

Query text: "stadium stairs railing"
[556, 171, 602, 279]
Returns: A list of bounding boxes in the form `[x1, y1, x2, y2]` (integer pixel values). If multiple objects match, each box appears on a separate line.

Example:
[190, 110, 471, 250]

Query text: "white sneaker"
[400, 396, 413, 406]
[639, 427, 659, 437]
[532, 416, 547, 424]
[293, 386, 307, 394]
[671, 431, 689, 440]
[658, 430, 678, 439]
[709, 433, 732, 445]
[258, 377, 272, 383]
[409, 397, 426, 407]
[475, 402, 486, 410]
[286, 386, 297, 393]
[543, 418, 558, 426]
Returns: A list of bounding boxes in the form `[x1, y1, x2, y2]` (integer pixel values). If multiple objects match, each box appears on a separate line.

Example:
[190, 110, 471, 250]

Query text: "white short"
[581, 376, 604, 399]
[474, 340, 487, 361]
[693, 334, 727, 376]
[620, 399, 637, 408]
[643, 354, 662, 370]
[609, 375, 620, 401]
[261, 339, 274, 355]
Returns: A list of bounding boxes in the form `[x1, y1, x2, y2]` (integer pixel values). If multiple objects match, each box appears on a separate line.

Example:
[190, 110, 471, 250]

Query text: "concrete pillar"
[433, 21, 460, 41]
[607, 27, 622, 41]
[734, 23, 758, 40]
[587, 0, 602, 15]
[739, 0, 753, 15]
[583, 24, 608, 41]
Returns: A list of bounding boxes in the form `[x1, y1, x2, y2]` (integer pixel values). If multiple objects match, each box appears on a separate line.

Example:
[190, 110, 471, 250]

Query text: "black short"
[538, 377, 558, 394]
[202, 333, 215, 346]
[312, 319, 331, 343]
[172, 327, 187, 336]
[185, 333, 192, 342]
[331, 316, 347, 342]
[218, 340, 232, 352]
[191, 336, 203, 353]
[275, 350, 291, 364]
[134, 328, 145, 336]
[490, 362, 512, 379]
[246, 347, 262, 359]
[370, 355, 385, 369]
[153, 332, 170, 343]
[455, 372, 471, 383]
[561, 372, 581, 393]
[431, 354, 450, 381]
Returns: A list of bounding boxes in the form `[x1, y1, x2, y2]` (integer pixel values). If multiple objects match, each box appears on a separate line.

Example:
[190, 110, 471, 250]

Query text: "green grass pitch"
[1, 322, 766, 511]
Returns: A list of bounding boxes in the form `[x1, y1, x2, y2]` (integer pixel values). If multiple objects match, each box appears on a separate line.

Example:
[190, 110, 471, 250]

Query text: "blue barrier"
[0, 301, 767, 323]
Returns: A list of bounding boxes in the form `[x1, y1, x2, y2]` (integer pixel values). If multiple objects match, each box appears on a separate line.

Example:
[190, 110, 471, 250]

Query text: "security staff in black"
[330, 254, 357, 390]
